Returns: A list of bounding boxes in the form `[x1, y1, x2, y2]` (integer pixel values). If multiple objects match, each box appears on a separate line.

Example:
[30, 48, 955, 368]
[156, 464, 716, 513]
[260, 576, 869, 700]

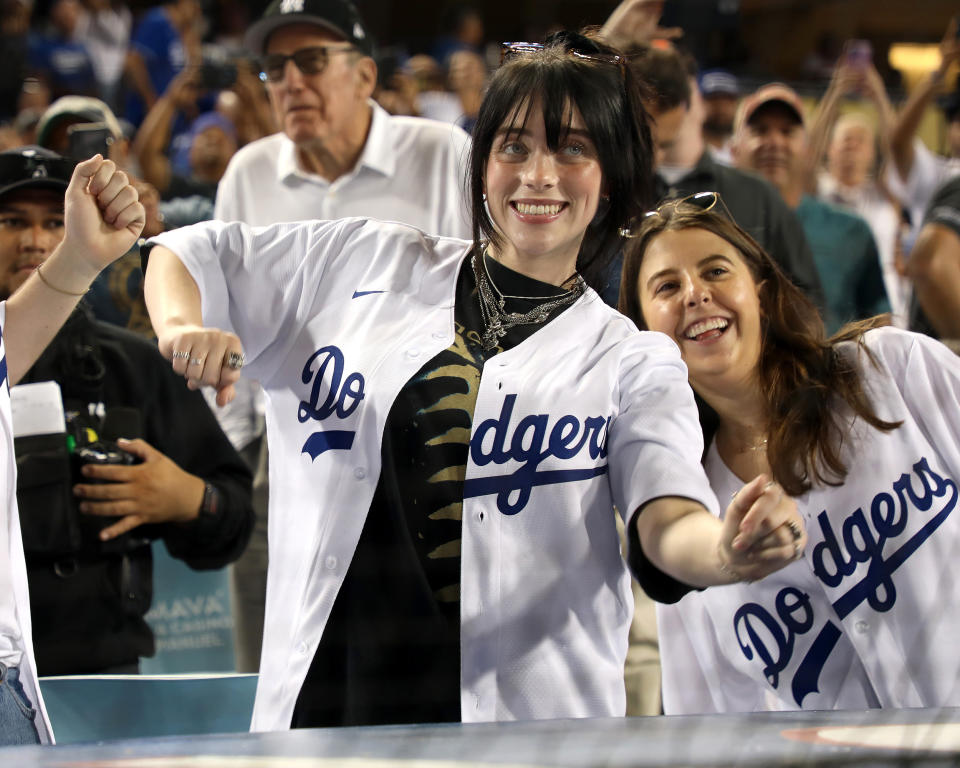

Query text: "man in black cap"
[214, 0, 472, 673]
[0, 147, 254, 683]
[215, 0, 471, 234]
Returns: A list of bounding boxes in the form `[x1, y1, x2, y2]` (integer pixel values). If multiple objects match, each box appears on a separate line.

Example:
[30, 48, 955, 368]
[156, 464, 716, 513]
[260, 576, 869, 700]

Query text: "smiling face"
[483, 100, 603, 283]
[264, 23, 375, 150]
[637, 226, 763, 395]
[0, 188, 65, 299]
[733, 102, 806, 194]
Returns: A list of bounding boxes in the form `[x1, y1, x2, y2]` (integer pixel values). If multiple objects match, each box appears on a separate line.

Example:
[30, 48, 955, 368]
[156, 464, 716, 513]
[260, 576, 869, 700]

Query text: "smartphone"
[67, 122, 114, 161]
[844, 39, 873, 69]
[199, 60, 238, 91]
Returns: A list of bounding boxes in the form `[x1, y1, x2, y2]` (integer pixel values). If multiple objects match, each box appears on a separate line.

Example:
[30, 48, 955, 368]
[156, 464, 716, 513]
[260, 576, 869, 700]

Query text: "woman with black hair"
[142, 34, 802, 729]
[622, 194, 960, 712]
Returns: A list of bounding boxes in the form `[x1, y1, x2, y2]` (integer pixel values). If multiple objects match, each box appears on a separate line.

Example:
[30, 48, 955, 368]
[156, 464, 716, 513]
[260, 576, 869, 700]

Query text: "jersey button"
[325, 556, 338, 570]
[431, 331, 446, 340]
[296, 641, 309, 655]
[406, 348, 420, 358]
[354, 467, 366, 480]
[855, 620, 869, 633]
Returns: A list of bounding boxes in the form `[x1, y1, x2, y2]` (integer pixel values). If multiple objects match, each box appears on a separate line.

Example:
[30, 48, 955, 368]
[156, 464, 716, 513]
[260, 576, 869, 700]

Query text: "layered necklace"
[473, 247, 586, 351]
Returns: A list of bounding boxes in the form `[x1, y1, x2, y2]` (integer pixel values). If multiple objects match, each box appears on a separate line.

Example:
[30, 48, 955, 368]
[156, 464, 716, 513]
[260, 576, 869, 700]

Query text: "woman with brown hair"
[621, 192, 960, 712]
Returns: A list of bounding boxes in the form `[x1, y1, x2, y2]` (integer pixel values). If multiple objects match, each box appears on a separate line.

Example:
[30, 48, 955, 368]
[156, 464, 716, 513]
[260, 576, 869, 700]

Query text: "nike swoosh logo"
[352, 290, 387, 299]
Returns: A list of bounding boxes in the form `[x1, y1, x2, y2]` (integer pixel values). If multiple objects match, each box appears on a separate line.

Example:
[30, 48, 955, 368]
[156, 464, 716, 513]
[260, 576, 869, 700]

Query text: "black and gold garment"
[291, 251, 579, 728]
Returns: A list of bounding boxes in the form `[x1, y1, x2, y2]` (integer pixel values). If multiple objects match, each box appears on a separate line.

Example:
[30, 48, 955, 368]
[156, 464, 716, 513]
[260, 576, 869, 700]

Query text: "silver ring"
[226, 351, 245, 370]
[786, 519, 802, 541]
[189, 357, 204, 366]
[172, 350, 190, 360]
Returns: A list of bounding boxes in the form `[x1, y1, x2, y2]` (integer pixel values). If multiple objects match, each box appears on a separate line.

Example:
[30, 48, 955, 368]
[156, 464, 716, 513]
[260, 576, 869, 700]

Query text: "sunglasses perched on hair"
[619, 191, 734, 237]
[258, 45, 357, 83]
[499, 41, 626, 69]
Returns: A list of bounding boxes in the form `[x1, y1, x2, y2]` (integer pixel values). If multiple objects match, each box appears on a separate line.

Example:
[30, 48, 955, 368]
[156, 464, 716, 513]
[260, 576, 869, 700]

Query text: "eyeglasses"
[258, 45, 357, 83]
[499, 41, 626, 69]
[619, 191, 734, 237]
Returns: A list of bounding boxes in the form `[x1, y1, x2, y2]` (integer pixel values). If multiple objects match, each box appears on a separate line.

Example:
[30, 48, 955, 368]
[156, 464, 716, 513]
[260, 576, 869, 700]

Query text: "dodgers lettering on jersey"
[465, 394, 611, 516]
[298, 346, 365, 458]
[295, 345, 611, 517]
[732, 456, 957, 706]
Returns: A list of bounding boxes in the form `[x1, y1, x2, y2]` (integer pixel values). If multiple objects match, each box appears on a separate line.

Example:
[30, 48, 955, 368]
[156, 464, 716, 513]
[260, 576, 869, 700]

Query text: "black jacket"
[17, 305, 253, 674]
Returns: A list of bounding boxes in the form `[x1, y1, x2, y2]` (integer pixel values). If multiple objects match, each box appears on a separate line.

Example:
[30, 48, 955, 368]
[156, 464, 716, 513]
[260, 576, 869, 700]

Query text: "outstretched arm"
[635, 474, 806, 587]
[4, 156, 143, 383]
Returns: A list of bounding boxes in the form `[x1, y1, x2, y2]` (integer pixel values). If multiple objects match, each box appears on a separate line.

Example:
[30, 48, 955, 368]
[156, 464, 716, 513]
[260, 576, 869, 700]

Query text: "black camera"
[16, 409, 145, 558]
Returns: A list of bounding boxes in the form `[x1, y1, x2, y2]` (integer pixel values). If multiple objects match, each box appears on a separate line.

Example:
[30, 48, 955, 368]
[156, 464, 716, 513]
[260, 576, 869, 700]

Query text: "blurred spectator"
[808, 58, 908, 323]
[27, 0, 98, 100]
[732, 83, 890, 332]
[619, 45, 823, 311]
[133, 68, 237, 201]
[17, 77, 52, 118]
[801, 32, 842, 81]
[123, 0, 202, 128]
[907, 176, 960, 340]
[432, 2, 484, 64]
[214, 64, 276, 148]
[74, 0, 132, 110]
[599, 0, 682, 52]
[0, 125, 21, 152]
[35, 96, 154, 338]
[372, 49, 422, 117]
[400, 50, 486, 133]
[446, 49, 485, 133]
[35, 94, 130, 169]
[0, 146, 254, 676]
[0, 0, 31, 120]
[699, 69, 739, 164]
[888, 18, 960, 245]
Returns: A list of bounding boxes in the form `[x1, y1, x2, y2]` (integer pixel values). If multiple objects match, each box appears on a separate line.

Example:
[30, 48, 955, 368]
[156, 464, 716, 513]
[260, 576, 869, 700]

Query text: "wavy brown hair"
[618, 199, 902, 496]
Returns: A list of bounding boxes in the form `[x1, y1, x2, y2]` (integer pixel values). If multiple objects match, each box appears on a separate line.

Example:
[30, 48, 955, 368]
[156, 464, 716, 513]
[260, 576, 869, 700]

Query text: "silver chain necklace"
[473, 248, 585, 351]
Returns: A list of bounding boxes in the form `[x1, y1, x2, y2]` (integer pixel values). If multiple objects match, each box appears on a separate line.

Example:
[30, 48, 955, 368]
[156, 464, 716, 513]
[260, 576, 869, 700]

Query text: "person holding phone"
[887, 17, 960, 243]
[0, 148, 143, 745]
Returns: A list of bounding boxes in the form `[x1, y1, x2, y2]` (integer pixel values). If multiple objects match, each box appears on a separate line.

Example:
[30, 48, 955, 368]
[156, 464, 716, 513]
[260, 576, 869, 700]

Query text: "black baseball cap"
[244, 0, 374, 57]
[0, 146, 76, 200]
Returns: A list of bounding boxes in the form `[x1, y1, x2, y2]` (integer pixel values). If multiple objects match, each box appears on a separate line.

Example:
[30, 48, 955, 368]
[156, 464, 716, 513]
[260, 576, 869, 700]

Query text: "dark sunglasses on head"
[619, 191, 734, 237]
[258, 45, 357, 83]
[499, 41, 625, 69]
